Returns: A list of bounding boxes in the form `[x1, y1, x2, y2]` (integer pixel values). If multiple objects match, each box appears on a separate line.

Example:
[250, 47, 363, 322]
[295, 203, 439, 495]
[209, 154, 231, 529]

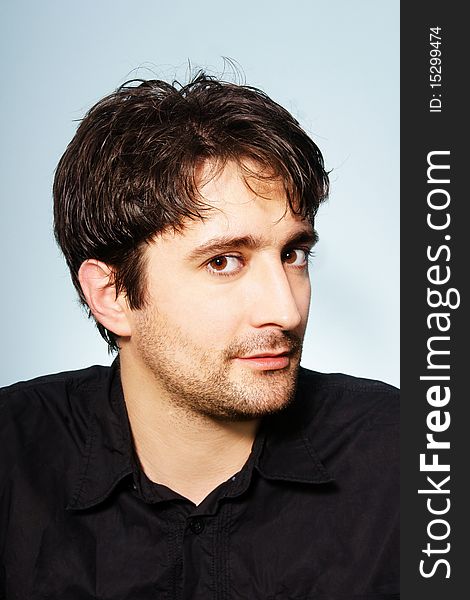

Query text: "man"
[0, 74, 399, 599]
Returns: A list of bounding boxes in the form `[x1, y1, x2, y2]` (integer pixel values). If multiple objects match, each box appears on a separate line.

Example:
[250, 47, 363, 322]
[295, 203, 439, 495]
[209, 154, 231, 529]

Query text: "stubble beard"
[133, 311, 303, 422]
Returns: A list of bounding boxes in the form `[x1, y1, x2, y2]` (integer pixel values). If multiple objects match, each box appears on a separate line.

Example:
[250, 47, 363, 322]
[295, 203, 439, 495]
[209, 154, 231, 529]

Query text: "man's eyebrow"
[186, 228, 318, 262]
[284, 229, 319, 248]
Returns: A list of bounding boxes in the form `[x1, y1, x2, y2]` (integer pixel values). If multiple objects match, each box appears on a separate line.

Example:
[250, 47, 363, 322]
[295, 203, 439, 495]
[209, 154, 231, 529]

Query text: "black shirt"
[0, 362, 399, 599]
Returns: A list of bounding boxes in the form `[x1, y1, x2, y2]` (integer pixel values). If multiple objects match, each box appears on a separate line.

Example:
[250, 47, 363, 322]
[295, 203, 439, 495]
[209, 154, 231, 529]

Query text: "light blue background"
[0, 0, 399, 387]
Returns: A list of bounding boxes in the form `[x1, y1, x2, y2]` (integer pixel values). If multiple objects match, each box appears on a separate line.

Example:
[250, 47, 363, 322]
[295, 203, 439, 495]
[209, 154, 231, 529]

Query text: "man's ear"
[78, 260, 132, 338]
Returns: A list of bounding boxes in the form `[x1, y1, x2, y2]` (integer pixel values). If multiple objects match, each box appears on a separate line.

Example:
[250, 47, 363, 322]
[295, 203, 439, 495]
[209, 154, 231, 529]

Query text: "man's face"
[126, 161, 315, 420]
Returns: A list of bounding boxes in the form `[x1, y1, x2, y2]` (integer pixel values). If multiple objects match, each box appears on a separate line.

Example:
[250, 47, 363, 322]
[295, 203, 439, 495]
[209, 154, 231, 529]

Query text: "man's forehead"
[197, 158, 288, 207]
[149, 159, 315, 251]
[153, 208, 315, 254]
[186, 160, 308, 231]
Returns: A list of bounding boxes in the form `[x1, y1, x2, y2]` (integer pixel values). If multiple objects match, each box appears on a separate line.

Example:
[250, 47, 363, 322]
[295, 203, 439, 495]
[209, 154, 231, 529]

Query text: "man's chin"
[207, 395, 294, 422]
[211, 366, 299, 421]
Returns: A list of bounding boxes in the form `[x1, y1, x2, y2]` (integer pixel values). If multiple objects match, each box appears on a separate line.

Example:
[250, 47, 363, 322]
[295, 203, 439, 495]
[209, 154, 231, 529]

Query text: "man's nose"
[248, 262, 303, 331]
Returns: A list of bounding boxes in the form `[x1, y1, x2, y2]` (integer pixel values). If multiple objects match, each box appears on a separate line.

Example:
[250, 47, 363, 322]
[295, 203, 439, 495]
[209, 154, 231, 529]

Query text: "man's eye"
[282, 248, 310, 267]
[206, 255, 242, 275]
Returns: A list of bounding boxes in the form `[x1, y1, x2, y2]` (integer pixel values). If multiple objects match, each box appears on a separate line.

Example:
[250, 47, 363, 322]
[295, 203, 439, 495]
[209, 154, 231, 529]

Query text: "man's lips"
[233, 350, 292, 370]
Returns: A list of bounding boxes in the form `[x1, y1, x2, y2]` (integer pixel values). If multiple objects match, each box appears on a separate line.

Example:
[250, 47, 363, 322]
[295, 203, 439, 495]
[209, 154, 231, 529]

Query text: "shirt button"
[189, 518, 204, 534]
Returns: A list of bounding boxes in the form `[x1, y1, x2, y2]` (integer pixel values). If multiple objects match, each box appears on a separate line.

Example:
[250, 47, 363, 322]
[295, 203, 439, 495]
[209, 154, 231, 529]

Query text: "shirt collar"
[66, 363, 333, 511]
[254, 369, 334, 484]
[66, 359, 134, 511]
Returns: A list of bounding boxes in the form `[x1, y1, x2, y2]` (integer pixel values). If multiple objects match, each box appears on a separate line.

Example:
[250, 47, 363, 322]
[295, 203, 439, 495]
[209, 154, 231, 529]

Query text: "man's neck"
[119, 354, 259, 506]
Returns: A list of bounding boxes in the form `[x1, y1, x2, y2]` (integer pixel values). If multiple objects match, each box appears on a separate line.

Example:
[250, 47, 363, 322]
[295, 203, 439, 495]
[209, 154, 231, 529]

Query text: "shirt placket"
[166, 500, 233, 600]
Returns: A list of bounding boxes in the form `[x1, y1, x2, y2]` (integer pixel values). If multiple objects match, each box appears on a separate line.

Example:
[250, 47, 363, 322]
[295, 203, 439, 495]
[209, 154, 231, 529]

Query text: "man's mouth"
[234, 350, 293, 371]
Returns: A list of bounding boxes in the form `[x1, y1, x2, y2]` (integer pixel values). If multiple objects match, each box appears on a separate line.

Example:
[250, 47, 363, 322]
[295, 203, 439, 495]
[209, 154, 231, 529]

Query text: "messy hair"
[53, 72, 329, 350]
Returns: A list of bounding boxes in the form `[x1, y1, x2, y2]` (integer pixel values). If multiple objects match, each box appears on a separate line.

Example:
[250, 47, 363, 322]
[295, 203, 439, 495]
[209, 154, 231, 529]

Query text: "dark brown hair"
[53, 72, 329, 350]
